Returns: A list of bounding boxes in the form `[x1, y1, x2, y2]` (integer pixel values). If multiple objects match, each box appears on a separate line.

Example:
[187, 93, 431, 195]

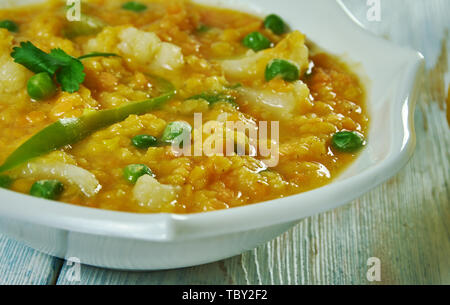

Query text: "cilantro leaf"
[56, 62, 85, 93]
[50, 49, 85, 93]
[11, 42, 87, 93]
[11, 42, 62, 75]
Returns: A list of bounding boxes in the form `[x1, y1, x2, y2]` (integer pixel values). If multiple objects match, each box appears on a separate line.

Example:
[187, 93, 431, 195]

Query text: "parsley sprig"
[11, 42, 85, 93]
[11, 42, 121, 94]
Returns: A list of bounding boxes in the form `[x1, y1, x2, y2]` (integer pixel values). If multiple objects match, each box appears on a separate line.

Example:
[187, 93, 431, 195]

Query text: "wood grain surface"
[1, 0, 448, 285]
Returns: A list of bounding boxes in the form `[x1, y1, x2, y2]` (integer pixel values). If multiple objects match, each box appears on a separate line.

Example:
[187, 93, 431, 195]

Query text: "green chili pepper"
[0, 77, 175, 173]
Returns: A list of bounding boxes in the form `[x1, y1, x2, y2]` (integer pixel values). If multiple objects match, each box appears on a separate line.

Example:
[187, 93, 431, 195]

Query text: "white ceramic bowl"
[0, 0, 424, 270]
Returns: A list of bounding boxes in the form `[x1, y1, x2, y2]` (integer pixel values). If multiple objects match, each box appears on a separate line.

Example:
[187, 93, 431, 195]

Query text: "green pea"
[265, 59, 300, 82]
[63, 14, 105, 39]
[332, 131, 365, 153]
[131, 135, 158, 149]
[30, 180, 64, 200]
[0, 175, 13, 189]
[123, 164, 154, 184]
[0, 20, 19, 33]
[27, 73, 57, 101]
[264, 14, 287, 35]
[122, 1, 147, 12]
[242, 32, 272, 52]
[161, 121, 192, 145]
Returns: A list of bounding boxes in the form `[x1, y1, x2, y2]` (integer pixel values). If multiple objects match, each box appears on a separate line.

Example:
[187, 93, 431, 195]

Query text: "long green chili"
[0, 78, 175, 173]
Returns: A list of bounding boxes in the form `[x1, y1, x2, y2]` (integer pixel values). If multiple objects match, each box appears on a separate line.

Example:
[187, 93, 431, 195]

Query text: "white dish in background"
[0, 0, 424, 270]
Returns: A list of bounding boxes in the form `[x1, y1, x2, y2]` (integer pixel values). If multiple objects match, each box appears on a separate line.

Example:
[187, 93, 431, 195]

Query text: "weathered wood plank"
[0, 234, 63, 285]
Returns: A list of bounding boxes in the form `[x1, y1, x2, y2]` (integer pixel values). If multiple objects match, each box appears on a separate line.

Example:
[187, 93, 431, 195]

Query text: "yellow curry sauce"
[0, 0, 368, 213]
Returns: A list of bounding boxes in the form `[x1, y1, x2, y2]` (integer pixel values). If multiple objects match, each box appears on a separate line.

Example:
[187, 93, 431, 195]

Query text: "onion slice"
[10, 161, 101, 197]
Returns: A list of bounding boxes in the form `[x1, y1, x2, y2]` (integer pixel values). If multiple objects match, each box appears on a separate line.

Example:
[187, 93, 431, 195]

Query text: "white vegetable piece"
[0, 31, 31, 94]
[221, 31, 309, 81]
[239, 80, 311, 120]
[10, 162, 101, 197]
[118, 27, 184, 72]
[0, 59, 30, 94]
[133, 175, 179, 209]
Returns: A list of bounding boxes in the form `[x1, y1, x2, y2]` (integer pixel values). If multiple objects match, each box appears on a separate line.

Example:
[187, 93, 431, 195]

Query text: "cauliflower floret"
[239, 80, 311, 120]
[0, 30, 31, 94]
[133, 175, 180, 210]
[0, 59, 31, 94]
[152, 42, 185, 71]
[118, 27, 184, 72]
[221, 31, 309, 82]
[118, 27, 160, 60]
[84, 26, 122, 53]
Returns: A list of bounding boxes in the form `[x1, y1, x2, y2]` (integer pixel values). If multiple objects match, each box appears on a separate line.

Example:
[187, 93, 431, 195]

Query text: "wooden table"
[0, 0, 448, 285]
